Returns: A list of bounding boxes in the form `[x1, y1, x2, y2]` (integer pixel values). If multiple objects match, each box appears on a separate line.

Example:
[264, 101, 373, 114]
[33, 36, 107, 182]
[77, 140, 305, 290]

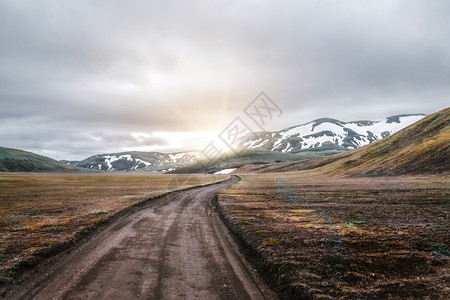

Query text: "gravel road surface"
[10, 176, 275, 300]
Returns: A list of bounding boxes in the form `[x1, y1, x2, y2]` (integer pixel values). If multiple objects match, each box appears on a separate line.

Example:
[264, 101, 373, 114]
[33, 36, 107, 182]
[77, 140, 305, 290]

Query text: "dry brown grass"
[218, 173, 450, 299]
[0, 173, 224, 282]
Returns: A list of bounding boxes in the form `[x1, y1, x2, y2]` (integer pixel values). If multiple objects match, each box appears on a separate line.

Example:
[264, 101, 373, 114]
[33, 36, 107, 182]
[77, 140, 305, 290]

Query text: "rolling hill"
[170, 148, 345, 174]
[240, 108, 449, 176]
[0, 146, 78, 172]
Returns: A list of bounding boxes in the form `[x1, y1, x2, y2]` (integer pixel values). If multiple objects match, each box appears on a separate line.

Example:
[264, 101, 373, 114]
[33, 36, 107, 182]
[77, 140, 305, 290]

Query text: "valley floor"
[2, 172, 449, 299]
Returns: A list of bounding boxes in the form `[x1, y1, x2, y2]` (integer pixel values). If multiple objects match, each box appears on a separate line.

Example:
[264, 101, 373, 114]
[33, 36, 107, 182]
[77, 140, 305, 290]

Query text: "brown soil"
[217, 174, 450, 299]
[5, 176, 275, 300]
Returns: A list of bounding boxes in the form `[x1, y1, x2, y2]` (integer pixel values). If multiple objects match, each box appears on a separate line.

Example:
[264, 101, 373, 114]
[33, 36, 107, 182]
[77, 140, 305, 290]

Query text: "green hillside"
[0, 146, 78, 172]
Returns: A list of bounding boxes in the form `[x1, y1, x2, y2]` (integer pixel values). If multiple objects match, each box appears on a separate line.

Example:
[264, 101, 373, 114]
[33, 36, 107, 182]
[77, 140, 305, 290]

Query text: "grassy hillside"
[0, 146, 77, 172]
[170, 149, 345, 174]
[247, 107, 449, 176]
[323, 107, 449, 175]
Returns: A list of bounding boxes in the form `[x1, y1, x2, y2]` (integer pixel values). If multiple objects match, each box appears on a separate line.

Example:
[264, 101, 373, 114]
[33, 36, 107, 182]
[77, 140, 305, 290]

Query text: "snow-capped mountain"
[235, 114, 426, 153]
[67, 151, 200, 172]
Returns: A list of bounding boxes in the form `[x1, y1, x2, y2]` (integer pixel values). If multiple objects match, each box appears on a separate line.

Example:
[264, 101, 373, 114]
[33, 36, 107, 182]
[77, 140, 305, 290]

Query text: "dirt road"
[9, 176, 275, 300]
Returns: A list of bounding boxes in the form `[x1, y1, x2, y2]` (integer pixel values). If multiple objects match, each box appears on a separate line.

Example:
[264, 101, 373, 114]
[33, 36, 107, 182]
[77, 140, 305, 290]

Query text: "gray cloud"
[1, 0, 449, 159]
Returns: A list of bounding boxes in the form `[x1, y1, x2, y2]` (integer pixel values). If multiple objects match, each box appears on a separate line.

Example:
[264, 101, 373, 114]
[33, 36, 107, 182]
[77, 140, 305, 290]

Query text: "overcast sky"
[1, 1, 449, 160]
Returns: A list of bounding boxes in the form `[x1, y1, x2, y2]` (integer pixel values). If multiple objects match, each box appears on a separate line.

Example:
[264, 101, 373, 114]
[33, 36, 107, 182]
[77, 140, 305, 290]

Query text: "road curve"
[9, 176, 276, 300]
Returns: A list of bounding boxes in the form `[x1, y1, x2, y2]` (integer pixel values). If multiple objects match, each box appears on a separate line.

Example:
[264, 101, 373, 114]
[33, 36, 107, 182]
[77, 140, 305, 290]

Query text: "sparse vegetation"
[88, 210, 109, 215]
[372, 141, 391, 153]
[10, 227, 27, 232]
[218, 174, 449, 299]
[260, 238, 281, 247]
[290, 209, 315, 214]
[45, 226, 66, 232]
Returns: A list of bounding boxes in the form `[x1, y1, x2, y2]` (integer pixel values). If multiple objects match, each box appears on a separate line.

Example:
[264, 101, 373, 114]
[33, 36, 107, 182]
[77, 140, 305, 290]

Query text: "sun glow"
[129, 130, 218, 153]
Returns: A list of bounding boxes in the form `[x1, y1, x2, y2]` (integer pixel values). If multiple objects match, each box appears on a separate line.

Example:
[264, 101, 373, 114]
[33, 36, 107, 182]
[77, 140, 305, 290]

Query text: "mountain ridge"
[68, 150, 200, 172]
[235, 113, 426, 153]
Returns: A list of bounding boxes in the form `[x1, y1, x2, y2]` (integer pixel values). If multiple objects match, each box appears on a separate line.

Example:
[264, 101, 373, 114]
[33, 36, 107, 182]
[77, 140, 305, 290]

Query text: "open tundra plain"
[218, 173, 450, 299]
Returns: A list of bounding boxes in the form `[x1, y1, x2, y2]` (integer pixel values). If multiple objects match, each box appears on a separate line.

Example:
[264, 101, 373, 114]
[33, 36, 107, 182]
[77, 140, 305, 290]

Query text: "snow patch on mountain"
[214, 168, 236, 174]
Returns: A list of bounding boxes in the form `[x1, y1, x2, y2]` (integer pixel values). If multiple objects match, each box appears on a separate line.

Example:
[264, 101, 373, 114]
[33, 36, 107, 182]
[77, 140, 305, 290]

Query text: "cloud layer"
[1, 1, 449, 159]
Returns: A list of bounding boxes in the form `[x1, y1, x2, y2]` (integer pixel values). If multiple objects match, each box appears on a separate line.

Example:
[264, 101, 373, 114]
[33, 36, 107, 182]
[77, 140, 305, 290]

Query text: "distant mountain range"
[0, 113, 431, 173]
[63, 151, 200, 172]
[67, 113, 426, 173]
[235, 114, 426, 153]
